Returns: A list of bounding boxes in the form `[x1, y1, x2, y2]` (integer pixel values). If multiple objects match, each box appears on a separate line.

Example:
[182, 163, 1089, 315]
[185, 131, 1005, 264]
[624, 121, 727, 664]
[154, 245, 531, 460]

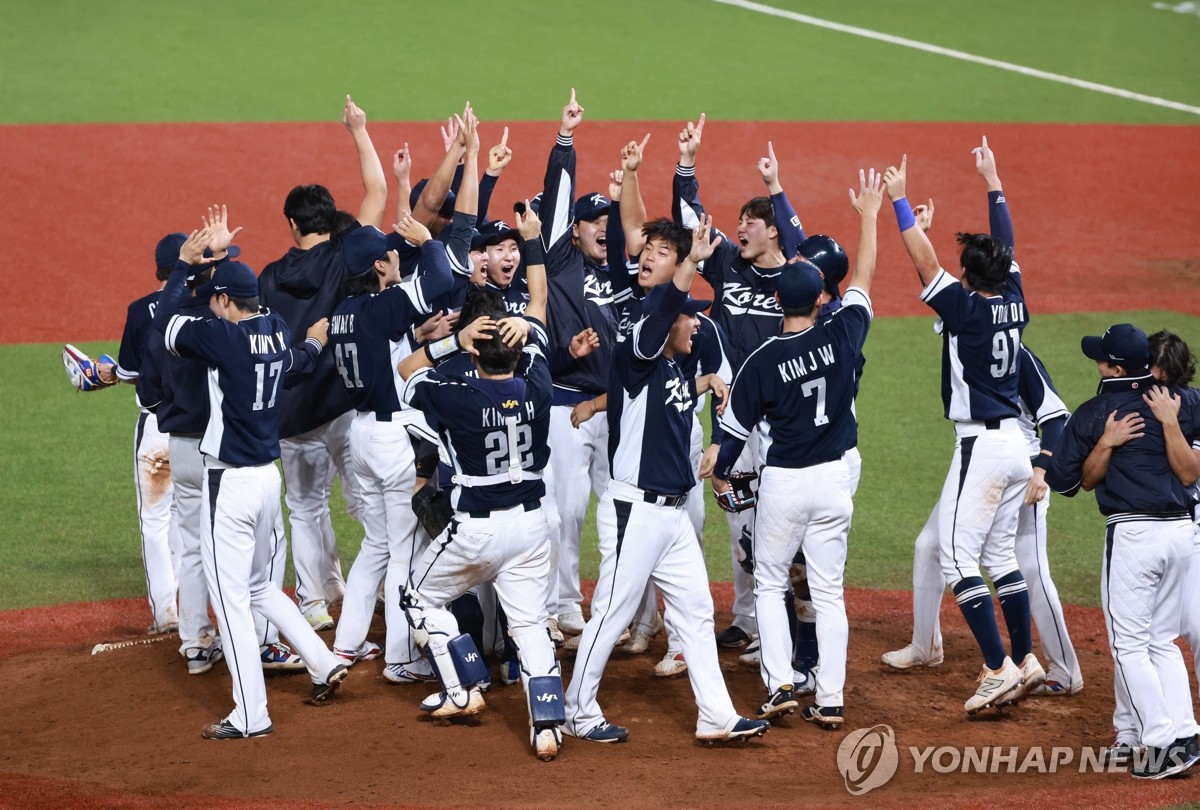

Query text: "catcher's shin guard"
[527, 674, 566, 729]
[448, 634, 490, 688]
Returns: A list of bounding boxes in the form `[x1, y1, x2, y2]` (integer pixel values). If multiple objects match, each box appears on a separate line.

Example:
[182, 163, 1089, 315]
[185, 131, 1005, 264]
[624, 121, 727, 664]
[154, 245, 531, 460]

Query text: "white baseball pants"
[1101, 518, 1195, 749]
[280, 410, 360, 616]
[906, 493, 1082, 687]
[545, 404, 609, 619]
[335, 413, 425, 665]
[564, 482, 739, 738]
[753, 462, 852, 706]
[201, 462, 341, 734]
[168, 436, 216, 654]
[135, 412, 179, 631]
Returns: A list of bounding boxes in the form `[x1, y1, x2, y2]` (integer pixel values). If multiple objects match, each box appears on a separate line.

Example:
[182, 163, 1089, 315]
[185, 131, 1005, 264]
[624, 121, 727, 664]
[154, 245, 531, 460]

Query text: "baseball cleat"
[1030, 678, 1083, 697]
[792, 667, 818, 696]
[621, 611, 662, 654]
[383, 659, 438, 685]
[738, 639, 761, 667]
[964, 657, 1022, 714]
[420, 686, 485, 718]
[995, 653, 1046, 706]
[698, 716, 770, 744]
[654, 650, 687, 678]
[801, 704, 844, 730]
[307, 663, 350, 704]
[574, 721, 629, 743]
[334, 641, 381, 666]
[1130, 737, 1200, 780]
[547, 618, 565, 647]
[756, 685, 798, 720]
[303, 605, 335, 632]
[881, 643, 944, 670]
[186, 644, 224, 675]
[500, 658, 522, 685]
[532, 726, 563, 761]
[715, 625, 755, 649]
[1103, 741, 1138, 767]
[260, 642, 306, 671]
[147, 620, 179, 636]
[201, 719, 274, 740]
[557, 612, 586, 636]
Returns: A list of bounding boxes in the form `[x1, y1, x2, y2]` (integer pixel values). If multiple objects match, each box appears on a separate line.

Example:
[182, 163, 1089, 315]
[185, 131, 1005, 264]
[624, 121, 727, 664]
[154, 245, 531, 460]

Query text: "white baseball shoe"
[792, 666, 818, 696]
[334, 641, 381, 666]
[558, 612, 586, 636]
[654, 650, 687, 678]
[532, 726, 563, 761]
[881, 643, 944, 670]
[996, 653, 1046, 706]
[964, 656, 1022, 714]
[621, 612, 662, 654]
[420, 685, 485, 718]
[738, 639, 761, 667]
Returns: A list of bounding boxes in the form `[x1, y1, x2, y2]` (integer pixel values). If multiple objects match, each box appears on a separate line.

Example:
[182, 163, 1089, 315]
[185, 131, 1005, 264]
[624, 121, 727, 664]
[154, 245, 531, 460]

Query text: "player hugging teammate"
[72, 91, 1200, 771]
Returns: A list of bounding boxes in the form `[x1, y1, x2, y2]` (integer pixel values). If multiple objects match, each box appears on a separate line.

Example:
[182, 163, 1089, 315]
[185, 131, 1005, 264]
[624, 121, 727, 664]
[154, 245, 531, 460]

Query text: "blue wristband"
[893, 198, 915, 231]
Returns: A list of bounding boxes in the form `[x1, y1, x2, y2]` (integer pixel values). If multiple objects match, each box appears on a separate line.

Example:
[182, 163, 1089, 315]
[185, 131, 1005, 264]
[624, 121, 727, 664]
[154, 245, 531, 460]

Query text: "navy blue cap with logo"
[155, 232, 241, 271]
[1081, 323, 1150, 371]
[476, 219, 519, 247]
[574, 192, 610, 223]
[200, 261, 259, 299]
[776, 260, 825, 309]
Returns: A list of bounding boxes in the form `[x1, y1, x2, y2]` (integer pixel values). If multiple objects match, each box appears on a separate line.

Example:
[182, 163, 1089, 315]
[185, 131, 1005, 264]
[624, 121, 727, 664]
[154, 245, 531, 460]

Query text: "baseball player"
[1046, 323, 1200, 779]
[257, 95, 387, 630]
[142, 213, 305, 674]
[539, 89, 618, 641]
[710, 168, 882, 730]
[396, 207, 569, 761]
[884, 141, 1044, 714]
[673, 118, 806, 651]
[562, 216, 769, 745]
[153, 227, 349, 739]
[882, 163, 1082, 695]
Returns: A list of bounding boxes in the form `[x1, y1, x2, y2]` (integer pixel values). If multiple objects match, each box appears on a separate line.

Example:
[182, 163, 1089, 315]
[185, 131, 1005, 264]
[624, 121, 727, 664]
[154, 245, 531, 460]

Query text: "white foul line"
[711, 0, 1200, 117]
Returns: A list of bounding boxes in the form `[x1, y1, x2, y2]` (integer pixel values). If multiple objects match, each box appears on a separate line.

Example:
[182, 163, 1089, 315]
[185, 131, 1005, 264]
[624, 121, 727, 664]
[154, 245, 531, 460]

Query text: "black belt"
[984, 419, 1000, 430]
[467, 501, 540, 519]
[644, 491, 688, 509]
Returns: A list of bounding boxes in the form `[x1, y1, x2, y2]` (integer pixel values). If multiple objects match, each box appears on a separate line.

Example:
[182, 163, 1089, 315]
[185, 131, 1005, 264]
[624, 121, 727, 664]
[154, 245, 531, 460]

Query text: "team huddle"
[63, 91, 1200, 774]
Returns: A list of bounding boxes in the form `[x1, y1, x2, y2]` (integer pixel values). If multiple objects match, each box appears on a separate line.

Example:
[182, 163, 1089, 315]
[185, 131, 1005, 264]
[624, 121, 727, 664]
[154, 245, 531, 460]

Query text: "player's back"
[329, 282, 427, 415]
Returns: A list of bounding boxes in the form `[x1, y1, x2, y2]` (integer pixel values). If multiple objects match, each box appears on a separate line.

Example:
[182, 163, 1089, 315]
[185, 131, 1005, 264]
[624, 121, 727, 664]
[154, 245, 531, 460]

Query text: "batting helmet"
[798, 235, 848, 298]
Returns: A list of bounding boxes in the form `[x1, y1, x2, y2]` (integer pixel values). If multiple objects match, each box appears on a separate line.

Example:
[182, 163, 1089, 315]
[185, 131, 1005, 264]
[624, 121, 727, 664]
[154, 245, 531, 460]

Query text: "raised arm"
[760, 141, 806, 258]
[343, 95, 387, 230]
[392, 143, 413, 226]
[884, 155, 941, 287]
[479, 126, 511, 226]
[847, 168, 884, 296]
[540, 89, 584, 255]
[620, 136, 651, 255]
[672, 113, 707, 227]
[515, 204, 547, 325]
[414, 105, 469, 228]
[455, 110, 480, 221]
[974, 135, 1014, 252]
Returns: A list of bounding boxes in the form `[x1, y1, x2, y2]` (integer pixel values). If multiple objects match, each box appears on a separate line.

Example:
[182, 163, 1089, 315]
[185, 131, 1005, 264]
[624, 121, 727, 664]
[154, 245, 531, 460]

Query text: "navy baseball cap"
[469, 227, 487, 252]
[202, 261, 259, 299]
[682, 296, 712, 316]
[155, 232, 240, 270]
[575, 192, 610, 222]
[477, 220, 519, 247]
[1081, 323, 1150, 370]
[776, 260, 825, 309]
[409, 179, 456, 218]
[341, 225, 389, 277]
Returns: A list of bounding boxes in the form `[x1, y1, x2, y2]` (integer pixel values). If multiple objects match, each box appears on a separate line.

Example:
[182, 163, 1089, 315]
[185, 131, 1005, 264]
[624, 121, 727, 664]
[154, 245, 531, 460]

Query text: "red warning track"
[1, 121, 1197, 344]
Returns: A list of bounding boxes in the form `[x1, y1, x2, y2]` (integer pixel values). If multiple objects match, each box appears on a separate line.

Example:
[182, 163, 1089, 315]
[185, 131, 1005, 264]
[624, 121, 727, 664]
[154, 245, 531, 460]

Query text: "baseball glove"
[411, 479, 453, 540]
[62, 344, 116, 392]
[714, 471, 758, 514]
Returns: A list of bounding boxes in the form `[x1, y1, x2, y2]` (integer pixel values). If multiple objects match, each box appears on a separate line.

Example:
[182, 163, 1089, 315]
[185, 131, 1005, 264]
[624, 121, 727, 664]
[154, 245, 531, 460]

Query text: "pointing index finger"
[500, 126, 509, 147]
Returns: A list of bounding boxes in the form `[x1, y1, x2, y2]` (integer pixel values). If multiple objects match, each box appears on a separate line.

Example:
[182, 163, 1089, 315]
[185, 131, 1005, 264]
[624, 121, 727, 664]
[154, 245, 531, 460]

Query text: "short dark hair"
[473, 303, 521, 375]
[459, 285, 506, 327]
[782, 302, 817, 318]
[155, 265, 172, 282]
[1149, 330, 1196, 387]
[341, 269, 379, 299]
[229, 295, 259, 314]
[641, 218, 693, 263]
[283, 185, 336, 236]
[186, 268, 212, 291]
[956, 232, 1012, 293]
[331, 210, 359, 237]
[738, 197, 775, 228]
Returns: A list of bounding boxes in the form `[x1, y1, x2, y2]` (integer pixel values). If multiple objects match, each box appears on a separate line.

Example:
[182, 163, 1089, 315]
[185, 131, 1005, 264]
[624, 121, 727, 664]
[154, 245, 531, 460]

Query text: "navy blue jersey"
[390, 211, 474, 286]
[327, 240, 451, 413]
[149, 292, 213, 434]
[540, 134, 617, 401]
[486, 274, 530, 316]
[258, 230, 361, 437]
[717, 289, 872, 475]
[672, 165, 786, 368]
[1016, 345, 1069, 456]
[1046, 374, 1200, 518]
[402, 318, 552, 513]
[116, 288, 162, 409]
[608, 285, 697, 495]
[164, 308, 321, 466]
[921, 262, 1027, 422]
[770, 191, 807, 259]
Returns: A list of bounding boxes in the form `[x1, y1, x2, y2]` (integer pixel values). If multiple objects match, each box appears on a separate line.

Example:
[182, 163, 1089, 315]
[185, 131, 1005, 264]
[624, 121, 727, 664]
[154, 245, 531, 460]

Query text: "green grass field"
[1, 0, 1196, 614]
[7, 310, 1196, 611]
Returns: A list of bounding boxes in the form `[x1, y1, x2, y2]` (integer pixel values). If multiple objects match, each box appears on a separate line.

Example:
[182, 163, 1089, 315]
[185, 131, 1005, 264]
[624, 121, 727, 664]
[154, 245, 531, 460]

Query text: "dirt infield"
[2, 121, 1198, 344]
[2, 587, 1197, 809]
